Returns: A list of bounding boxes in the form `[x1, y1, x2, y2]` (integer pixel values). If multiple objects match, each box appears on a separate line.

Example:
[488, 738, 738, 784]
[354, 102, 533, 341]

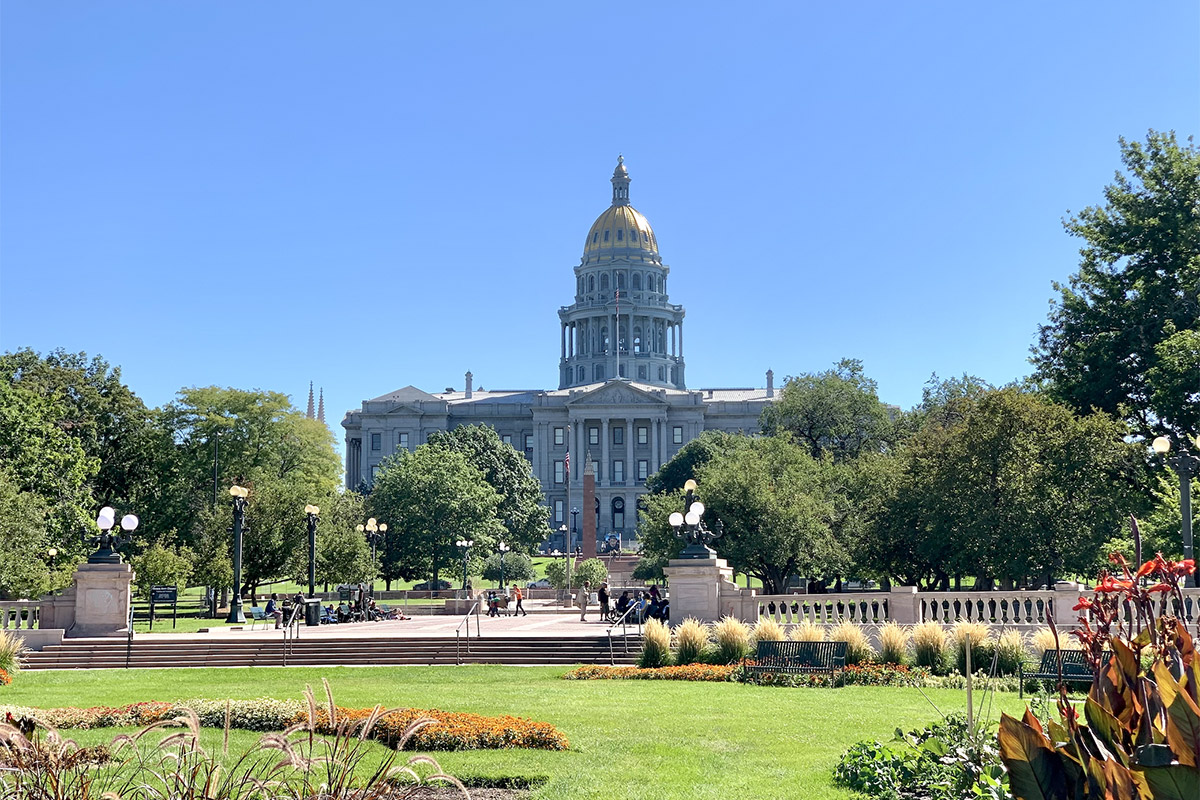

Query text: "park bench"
[247, 607, 268, 630]
[1019, 649, 1097, 697]
[743, 640, 847, 685]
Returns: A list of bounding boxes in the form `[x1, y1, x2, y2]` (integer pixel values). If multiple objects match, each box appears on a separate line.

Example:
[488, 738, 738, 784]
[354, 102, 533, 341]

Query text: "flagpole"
[615, 289, 620, 380]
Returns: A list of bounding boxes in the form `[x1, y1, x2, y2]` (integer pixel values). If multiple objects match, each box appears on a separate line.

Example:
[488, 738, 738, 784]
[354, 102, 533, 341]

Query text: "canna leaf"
[1154, 659, 1200, 767]
[999, 713, 1068, 800]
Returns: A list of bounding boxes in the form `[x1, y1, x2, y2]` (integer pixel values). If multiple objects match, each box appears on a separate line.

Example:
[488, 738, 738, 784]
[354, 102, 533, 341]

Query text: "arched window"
[601, 326, 609, 353]
[612, 498, 625, 529]
[638, 365, 647, 380]
[587, 275, 595, 292]
[594, 364, 605, 381]
[632, 273, 641, 290]
[578, 366, 586, 382]
[647, 275, 656, 292]
[634, 327, 642, 353]
[600, 273, 610, 291]
[658, 366, 666, 381]
[617, 272, 626, 290]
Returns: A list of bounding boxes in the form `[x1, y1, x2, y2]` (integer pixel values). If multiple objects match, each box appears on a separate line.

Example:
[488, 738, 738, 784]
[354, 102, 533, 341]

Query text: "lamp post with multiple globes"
[497, 541, 510, 588]
[225, 485, 250, 623]
[304, 504, 320, 597]
[84, 506, 139, 564]
[455, 538, 473, 592]
[668, 479, 724, 559]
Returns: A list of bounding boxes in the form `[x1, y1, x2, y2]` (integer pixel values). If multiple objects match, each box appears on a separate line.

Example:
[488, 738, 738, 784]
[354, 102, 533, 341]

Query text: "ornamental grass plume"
[829, 621, 874, 665]
[672, 618, 711, 665]
[788, 619, 825, 642]
[949, 620, 995, 676]
[749, 617, 786, 644]
[911, 622, 948, 673]
[877, 621, 910, 665]
[994, 629, 1028, 676]
[710, 616, 751, 664]
[0, 629, 27, 676]
[1030, 627, 1079, 659]
[638, 618, 672, 668]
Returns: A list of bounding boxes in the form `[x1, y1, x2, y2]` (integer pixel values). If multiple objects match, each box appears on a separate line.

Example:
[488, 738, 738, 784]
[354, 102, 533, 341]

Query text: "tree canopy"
[1033, 131, 1200, 440]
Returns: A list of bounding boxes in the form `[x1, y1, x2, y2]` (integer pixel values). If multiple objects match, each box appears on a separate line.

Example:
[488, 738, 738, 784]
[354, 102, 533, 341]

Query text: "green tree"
[131, 541, 195, 599]
[644, 430, 752, 494]
[0, 470, 54, 599]
[482, 552, 535, 587]
[760, 359, 894, 462]
[240, 481, 309, 601]
[369, 446, 504, 589]
[427, 425, 548, 552]
[545, 557, 607, 592]
[1033, 131, 1200, 440]
[310, 491, 374, 589]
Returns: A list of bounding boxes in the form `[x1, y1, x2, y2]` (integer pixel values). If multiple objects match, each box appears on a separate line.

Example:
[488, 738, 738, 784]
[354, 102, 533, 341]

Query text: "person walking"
[598, 582, 610, 621]
[511, 584, 527, 616]
[577, 580, 591, 622]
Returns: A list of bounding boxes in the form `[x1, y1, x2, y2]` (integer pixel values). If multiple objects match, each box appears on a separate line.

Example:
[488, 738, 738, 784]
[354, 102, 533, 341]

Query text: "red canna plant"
[998, 517, 1200, 799]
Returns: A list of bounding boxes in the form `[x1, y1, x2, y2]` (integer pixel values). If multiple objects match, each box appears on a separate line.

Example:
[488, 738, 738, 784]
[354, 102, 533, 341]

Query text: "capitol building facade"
[342, 158, 779, 548]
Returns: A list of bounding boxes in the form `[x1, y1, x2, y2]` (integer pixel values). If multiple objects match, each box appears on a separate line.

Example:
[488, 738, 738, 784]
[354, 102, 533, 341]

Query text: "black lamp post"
[47, 547, 57, 570]
[570, 507, 579, 548]
[84, 506, 139, 564]
[668, 479, 724, 560]
[498, 541, 510, 588]
[357, 518, 387, 594]
[558, 523, 568, 552]
[456, 538, 473, 591]
[226, 485, 249, 624]
[1152, 436, 1200, 588]
[304, 504, 320, 597]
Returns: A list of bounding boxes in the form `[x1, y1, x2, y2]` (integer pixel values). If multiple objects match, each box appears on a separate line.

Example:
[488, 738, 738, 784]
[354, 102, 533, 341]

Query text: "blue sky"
[3, 2, 1197, 445]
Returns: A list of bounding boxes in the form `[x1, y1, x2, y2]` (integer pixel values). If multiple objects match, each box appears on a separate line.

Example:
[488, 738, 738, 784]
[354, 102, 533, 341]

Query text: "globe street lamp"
[455, 539, 473, 591]
[668, 479, 724, 560]
[356, 518, 388, 563]
[1152, 435, 1200, 588]
[226, 485, 249, 624]
[570, 507, 580, 548]
[498, 541, 511, 588]
[558, 523, 568, 553]
[304, 504, 320, 597]
[550, 548, 572, 603]
[47, 547, 58, 570]
[84, 506, 139, 564]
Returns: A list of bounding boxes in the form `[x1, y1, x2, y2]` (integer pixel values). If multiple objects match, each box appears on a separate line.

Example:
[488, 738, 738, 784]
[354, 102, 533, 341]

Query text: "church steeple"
[306, 382, 315, 419]
[610, 155, 630, 206]
[317, 388, 325, 424]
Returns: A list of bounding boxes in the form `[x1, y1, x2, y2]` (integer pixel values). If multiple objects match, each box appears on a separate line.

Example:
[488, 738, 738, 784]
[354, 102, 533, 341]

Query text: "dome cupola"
[582, 156, 660, 265]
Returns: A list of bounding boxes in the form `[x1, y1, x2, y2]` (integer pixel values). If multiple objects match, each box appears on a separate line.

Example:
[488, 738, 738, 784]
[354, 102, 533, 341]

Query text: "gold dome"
[581, 157, 661, 264]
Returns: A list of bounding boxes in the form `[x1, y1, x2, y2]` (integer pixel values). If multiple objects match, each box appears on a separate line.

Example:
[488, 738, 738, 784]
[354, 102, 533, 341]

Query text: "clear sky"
[3, 3, 1197, 445]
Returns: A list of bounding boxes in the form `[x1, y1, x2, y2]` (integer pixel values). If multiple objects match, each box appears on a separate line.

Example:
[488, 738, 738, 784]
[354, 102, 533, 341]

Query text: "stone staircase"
[23, 634, 642, 670]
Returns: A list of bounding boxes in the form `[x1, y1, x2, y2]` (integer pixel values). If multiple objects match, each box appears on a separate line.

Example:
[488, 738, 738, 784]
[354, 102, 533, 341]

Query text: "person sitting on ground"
[264, 593, 284, 629]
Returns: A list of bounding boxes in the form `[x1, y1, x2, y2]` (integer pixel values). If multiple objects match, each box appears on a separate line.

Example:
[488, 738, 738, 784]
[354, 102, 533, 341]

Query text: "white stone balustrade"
[0, 601, 43, 630]
[754, 593, 891, 625]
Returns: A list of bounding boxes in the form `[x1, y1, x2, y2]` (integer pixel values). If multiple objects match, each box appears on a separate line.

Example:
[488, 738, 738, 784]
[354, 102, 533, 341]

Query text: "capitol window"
[554, 500, 564, 524]
[613, 426, 623, 445]
[587, 275, 595, 292]
[632, 273, 641, 290]
[603, 230, 609, 241]
[502, 434, 512, 446]
[616, 229, 623, 240]
[612, 497, 625, 529]
[589, 427, 599, 446]
[554, 427, 565, 446]
[637, 426, 647, 445]
[592, 233, 599, 243]
[613, 460, 624, 483]
[398, 432, 409, 450]
[371, 433, 381, 451]
[554, 461, 564, 484]
[673, 426, 683, 444]
[638, 460, 648, 481]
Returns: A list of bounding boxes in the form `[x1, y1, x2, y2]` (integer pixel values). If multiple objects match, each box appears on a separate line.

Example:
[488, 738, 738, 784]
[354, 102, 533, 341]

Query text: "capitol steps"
[23, 635, 643, 670]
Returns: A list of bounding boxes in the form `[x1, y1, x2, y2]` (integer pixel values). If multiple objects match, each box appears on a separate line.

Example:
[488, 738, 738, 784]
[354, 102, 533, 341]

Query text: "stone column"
[69, 563, 135, 637]
[583, 459, 597, 559]
[625, 416, 634, 480]
[652, 418, 660, 472]
[888, 586, 921, 624]
[679, 320, 684, 357]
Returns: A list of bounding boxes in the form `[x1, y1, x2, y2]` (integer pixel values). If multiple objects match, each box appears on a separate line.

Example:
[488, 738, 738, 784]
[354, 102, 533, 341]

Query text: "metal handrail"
[454, 598, 483, 665]
[282, 604, 305, 666]
[125, 602, 135, 669]
[606, 602, 644, 665]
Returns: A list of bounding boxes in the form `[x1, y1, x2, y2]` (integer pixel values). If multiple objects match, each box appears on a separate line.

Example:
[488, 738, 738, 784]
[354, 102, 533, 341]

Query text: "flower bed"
[0, 699, 568, 751]
[562, 664, 738, 682]
[736, 662, 931, 688]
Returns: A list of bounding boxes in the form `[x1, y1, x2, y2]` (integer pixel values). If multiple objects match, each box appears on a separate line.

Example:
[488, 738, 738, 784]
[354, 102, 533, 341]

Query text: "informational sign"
[338, 587, 352, 602]
[151, 586, 178, 603]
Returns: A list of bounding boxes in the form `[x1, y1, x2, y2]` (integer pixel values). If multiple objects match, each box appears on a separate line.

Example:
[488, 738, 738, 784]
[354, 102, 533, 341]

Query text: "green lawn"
[5, 666, 1030, 799]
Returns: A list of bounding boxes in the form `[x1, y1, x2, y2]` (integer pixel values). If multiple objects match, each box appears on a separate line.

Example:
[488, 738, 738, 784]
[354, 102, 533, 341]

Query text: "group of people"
[323, 597, 409, 623]
[485, 584, 528, 617]
[611, 585, 668, 624]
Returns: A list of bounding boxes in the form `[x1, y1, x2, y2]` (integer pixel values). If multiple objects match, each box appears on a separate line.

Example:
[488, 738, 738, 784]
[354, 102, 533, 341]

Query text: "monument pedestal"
[663, 557, 737, 623]
[69, 563, 135, 637]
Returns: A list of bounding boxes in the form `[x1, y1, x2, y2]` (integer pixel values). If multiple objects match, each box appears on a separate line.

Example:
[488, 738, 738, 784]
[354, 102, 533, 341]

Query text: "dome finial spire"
[611, 155, 630, 206]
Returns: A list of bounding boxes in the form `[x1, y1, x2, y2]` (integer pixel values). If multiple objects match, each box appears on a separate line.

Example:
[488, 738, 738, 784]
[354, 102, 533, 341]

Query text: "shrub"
[876, 622, 909, 665]
[638, 618, 671, 668]
[563, 664, 737, 682]
[788, 619, 825, 642]
[0, 630, 26, 676]
[949, 621, 995, 676]
[829, 621, 874, 665]
[672, 618, 710, 665]
[737, 662, 930, 688]
[911, 622, 947, 673]
[1029, 626, 1079, 660]
[710, 616, 751, 664]
[994, 629, 1027, 676]
[749, 617, 786, 644]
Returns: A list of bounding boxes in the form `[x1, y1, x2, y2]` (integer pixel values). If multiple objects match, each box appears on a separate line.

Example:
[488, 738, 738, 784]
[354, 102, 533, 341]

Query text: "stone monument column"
[583, 457, 597, 559]
[69, 563, 135, 637]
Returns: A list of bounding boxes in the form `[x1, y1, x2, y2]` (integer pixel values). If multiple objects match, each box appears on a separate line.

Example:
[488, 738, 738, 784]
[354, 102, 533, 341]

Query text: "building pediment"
[567, 380, 666, 407]
[369, 385, 442, 404]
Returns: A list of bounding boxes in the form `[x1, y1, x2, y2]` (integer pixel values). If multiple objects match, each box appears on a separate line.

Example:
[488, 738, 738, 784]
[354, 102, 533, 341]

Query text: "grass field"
[5, 666, 1030, 799]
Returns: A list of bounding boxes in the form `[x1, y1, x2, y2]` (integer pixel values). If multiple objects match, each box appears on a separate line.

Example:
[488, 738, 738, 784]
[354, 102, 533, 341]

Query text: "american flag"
[564, 450, 570, 473]
[615, 289, 620, 316]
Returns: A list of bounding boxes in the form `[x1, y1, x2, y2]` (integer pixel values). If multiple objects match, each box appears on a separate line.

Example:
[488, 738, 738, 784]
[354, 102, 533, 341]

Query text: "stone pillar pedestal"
[69, 563, 135, 637]
[1053, 581, 1084, 627]
[889, 586, 920, 624]
[664, 557, 736, 623]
